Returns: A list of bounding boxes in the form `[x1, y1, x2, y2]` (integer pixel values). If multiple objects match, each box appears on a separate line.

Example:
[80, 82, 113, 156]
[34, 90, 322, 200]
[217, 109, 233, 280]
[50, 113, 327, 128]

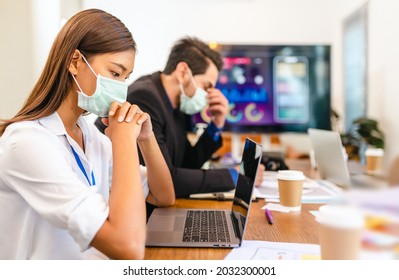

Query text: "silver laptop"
[308, 128, 386, 189]
[146, 138, 262, 248]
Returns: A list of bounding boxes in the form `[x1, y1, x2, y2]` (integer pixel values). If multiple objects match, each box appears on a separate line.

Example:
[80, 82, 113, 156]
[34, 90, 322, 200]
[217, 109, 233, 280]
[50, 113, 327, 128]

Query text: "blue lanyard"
[70, 145, 96, 186]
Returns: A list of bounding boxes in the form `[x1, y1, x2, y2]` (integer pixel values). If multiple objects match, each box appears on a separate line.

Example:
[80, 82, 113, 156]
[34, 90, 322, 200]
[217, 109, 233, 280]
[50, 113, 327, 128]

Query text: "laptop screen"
[231, 138, 262, 236]
[308, 128, 351, 187]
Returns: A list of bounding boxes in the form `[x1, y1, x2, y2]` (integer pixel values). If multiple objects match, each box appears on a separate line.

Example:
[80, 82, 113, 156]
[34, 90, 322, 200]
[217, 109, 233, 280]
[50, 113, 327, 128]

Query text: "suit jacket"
[95, 72, 234, 198]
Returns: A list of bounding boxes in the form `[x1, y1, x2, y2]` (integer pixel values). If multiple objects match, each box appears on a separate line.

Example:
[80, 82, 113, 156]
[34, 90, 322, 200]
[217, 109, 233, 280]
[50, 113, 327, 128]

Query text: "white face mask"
[71, 54, 127, 117]
[179, 70, 208, 115]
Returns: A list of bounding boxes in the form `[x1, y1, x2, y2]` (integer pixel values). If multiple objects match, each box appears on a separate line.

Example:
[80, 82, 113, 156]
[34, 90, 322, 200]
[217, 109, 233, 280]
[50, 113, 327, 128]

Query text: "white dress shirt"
[0, 112, 148, 259]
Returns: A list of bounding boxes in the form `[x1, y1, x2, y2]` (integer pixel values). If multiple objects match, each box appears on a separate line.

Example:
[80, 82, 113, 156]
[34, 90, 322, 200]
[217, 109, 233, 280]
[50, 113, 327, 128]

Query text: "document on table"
[225, 240, 398, 260]
[253, 171, 342, 203]
[225, 240, 320, 260]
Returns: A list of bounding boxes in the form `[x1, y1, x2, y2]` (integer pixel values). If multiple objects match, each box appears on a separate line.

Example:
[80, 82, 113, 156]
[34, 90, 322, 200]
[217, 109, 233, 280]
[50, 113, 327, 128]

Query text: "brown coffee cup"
[316, 204, 364, 260]
[365, 148, 384, 173]
[277, 170, 305, 211]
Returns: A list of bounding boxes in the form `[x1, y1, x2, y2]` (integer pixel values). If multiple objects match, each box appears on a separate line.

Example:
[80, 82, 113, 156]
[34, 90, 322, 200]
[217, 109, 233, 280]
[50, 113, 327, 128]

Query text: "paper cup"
[316, 204, 364, 260]
[365, 148, 384, 173]
[277, 170, 305, 211]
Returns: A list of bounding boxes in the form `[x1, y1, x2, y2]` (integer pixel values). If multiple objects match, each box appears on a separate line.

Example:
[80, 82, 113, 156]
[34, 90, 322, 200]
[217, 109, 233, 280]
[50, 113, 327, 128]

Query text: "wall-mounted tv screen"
[190, 44, 331, 133]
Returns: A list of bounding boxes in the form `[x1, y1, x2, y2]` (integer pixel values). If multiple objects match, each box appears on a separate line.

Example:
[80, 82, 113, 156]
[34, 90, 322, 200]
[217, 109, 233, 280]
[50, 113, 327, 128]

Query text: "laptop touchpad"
[147, 216, 175, 231]
[173, 217, 185, 231]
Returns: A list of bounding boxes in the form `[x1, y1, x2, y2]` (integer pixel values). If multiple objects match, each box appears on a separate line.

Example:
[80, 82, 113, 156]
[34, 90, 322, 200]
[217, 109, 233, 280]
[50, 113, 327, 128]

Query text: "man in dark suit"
[95, 37, 259, 202]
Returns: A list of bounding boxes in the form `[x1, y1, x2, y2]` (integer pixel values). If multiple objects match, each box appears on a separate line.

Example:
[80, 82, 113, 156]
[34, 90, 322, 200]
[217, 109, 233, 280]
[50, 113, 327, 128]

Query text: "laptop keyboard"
[182, 210, 231, 243]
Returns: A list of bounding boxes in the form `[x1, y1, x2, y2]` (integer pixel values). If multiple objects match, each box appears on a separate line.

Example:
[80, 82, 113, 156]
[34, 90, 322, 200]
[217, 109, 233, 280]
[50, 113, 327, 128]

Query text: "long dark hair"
[0, 9, 136, 135]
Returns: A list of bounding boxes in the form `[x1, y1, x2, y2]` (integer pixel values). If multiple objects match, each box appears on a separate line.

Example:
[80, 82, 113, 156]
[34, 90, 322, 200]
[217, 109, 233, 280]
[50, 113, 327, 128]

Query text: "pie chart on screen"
[245, 103, 263, 122]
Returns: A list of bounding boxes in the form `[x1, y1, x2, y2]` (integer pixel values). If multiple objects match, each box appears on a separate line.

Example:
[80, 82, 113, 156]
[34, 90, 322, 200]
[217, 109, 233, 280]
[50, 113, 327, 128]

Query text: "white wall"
[368, 0, 399, 165]
[0, 0, 34, 119]
[0, 0, 81, 119]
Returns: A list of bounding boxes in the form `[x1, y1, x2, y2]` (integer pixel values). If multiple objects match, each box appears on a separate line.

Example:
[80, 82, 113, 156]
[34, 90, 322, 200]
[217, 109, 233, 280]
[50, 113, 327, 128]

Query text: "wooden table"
[144, 199, 321, 260]
[144, 159, 323, 260]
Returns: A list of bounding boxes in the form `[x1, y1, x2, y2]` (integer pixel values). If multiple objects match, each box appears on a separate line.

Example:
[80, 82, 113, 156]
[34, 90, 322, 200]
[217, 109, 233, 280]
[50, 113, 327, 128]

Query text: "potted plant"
[341, 117, 385, 161]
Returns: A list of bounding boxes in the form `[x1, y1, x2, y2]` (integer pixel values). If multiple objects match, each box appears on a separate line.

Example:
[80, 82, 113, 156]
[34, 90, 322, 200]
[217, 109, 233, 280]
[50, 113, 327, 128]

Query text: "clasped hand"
[102, 101, 153, 142]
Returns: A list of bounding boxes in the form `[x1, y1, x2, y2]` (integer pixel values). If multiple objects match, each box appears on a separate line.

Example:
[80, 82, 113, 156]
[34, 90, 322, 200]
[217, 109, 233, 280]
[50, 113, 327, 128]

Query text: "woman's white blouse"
[0, 113, 148, 259]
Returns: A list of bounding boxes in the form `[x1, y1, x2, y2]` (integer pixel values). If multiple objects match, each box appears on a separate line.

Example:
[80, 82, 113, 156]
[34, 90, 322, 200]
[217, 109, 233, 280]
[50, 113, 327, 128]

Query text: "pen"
[264, 208, 273, 225]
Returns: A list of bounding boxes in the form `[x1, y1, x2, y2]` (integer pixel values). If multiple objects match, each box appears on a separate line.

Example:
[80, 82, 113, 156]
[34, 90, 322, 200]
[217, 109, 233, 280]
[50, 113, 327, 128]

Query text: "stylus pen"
[264, 208, 273, 225]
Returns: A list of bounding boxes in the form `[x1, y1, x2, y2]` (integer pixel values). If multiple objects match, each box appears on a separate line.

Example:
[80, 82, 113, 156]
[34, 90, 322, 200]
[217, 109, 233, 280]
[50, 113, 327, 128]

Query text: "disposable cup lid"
[277, 170, 305, 181]
[316, 204, 364, 229]
[365, 148, 384, 157]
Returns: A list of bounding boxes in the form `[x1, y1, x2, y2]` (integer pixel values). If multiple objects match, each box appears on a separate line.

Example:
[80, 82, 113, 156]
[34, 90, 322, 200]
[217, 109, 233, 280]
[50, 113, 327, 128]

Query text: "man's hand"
[207, 88, 228, 128]
[255, 164, 266, 187]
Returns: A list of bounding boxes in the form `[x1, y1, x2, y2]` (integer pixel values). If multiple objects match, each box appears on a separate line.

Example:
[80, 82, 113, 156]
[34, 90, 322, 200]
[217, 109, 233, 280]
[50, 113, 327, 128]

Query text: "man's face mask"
[179, 69, 208, 115]
[71, 53, 127, 117]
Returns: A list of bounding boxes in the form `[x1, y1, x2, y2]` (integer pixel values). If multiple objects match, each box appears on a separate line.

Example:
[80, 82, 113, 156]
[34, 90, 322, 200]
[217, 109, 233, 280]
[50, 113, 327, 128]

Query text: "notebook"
[145, 138, 262, 248]
[308, 128, 386, 189]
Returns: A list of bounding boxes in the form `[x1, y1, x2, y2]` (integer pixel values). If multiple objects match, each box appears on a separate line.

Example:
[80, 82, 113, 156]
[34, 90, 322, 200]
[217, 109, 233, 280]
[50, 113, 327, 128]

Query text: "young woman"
[0, 9, 174, 260]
